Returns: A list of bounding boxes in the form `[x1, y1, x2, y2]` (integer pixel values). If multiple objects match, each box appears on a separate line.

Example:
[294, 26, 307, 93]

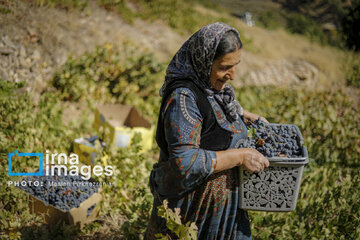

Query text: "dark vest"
[156, 79, 234, 160]
[151, 80, 236, 200]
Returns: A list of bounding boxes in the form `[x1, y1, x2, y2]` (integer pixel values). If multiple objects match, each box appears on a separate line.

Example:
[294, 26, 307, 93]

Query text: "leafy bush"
[286, 13, 327, 44]
[341, 2, 360, 51]
[155, 200, 198, 239]
[0, 81, 80, 163]
[251, 166, 360, 239]
[257, 11, 282, 30]
[0, 81, 91, 240]
[235, 85, 359, 239]
[97, 134, 155, 239]
[236, 86, 360, 167]
[52, 43, 165, 121]
[1, 44, 164, 239]
[345, 53, 360, 88]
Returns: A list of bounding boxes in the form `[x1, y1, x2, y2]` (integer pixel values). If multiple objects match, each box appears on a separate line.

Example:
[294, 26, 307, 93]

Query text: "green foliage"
[247, 128, 256, 138]
[96, 0, 251, 46]
[341, 1, 360, 51]
[156, 200, 198, 240]
[0, 80, 91, 240]
[236, 86, 360, 167]
[251, 166, 360, 239]
[236, 85, 359, 239]
[187, 0, 223, 11]
[34, 0, 89, 10]
[52, 43, 164, 121]
[0, 81, 72, 160]
[345, 53, 360, 88]
[1, 22, 359, 240]
[0, 44, 164, 239]
[286, 13, 327, 44]
[266, 0, 351, 47]
[97, 133, 155, 239]
[137, 0, 231, 35]
[98, 0, 135, 23]
[19, 222, 80, 240]
[98, 0, 227, 29]
[0, 168, 40, 240]
[0, 6, 11, 14]
[257, 11, 282, 30]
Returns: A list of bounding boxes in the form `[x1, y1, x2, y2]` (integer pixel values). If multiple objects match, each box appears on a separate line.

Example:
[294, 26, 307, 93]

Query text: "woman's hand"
[258, 116, 269, 124]
[243, 110, 269, 124]
[239, 148, 269, 172]
[214, 148, 269, 173]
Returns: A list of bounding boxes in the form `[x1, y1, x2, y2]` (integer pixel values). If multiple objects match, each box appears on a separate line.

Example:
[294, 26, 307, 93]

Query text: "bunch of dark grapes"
[18, 169, 99, 212]
[238, 118, 303, 158]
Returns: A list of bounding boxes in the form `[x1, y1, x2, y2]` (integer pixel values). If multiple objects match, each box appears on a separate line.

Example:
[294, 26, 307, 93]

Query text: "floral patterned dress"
[145, 87, 252, 240]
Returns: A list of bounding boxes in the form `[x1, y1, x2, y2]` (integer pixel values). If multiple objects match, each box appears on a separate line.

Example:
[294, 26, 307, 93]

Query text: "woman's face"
[209, 49, 241, 91]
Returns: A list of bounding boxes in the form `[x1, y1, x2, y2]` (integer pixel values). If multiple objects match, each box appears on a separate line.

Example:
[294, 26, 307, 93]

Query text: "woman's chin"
[216, 83, 226, 91]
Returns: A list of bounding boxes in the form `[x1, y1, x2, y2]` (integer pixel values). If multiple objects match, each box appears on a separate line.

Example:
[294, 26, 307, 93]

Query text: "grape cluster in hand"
[239, 119, 302, 158]
[18, 170, 99, 212]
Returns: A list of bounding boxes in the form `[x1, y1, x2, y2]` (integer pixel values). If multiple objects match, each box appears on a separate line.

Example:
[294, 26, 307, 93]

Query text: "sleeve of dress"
[163, 87, 217, 190]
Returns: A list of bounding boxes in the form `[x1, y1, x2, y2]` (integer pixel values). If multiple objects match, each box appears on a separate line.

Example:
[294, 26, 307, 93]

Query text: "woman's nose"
[227, 67, 236, 80]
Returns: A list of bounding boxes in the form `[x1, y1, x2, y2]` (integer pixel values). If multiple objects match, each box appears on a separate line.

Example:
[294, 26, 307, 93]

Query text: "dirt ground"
[0, 0, 336, 97]
[0, 0, 183, 94]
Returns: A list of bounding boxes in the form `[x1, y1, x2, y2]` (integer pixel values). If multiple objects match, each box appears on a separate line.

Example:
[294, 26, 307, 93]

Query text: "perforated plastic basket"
[238, 123, 309, 212]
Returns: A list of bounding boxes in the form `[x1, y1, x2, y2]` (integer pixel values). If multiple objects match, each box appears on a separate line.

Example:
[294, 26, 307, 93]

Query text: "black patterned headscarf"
[160, 22, 243, 122]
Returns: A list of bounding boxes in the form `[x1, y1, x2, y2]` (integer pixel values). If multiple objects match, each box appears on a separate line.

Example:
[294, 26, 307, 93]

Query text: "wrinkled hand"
[243, 110, 269, 124]
[258, 116, 269, 124]
[239, 148, 269, 173]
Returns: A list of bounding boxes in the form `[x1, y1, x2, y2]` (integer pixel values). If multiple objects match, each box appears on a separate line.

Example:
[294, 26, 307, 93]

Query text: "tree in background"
[341, 1, 360, 51]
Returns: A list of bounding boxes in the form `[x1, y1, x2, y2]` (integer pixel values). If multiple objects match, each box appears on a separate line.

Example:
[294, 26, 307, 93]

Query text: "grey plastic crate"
[238, 123, 309, 212]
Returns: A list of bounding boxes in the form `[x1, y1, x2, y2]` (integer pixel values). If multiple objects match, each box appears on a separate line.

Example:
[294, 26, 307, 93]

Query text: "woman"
[146, 22, 269, 239]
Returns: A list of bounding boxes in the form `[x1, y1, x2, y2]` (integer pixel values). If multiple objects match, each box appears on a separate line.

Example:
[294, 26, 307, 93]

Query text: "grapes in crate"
[17, 169, 100, 212]
[238, 118, 303, 158]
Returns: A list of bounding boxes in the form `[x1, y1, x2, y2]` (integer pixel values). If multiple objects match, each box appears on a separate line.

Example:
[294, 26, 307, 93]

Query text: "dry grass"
[232, 19, 347, 88]
[191, 3, 348, 90]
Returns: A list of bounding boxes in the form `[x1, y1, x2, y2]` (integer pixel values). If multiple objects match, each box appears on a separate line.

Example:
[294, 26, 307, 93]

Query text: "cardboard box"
[28, 188, 102, 227]
[93, 104, 154, 151]
[16, 168, 103, 227]
[73, 137, 98, 165]
[73, 136, 109, 165]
